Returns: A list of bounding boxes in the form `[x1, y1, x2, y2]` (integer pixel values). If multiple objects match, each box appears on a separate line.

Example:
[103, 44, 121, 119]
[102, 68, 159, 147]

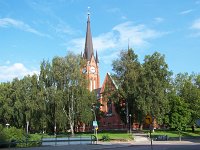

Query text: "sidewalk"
[133, 131, 150, 142]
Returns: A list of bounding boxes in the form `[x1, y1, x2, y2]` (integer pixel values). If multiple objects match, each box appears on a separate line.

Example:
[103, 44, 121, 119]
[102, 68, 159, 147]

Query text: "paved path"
[133, 131, 150, 142]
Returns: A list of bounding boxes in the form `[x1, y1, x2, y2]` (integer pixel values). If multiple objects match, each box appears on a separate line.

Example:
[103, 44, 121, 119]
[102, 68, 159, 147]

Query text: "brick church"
[81, 13, 134, 131]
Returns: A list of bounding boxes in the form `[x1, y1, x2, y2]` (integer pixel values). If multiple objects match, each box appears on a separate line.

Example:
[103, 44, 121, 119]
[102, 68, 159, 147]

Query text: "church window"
[107, 99, 112, 115]
[93, 80, 96, 89]
[90, 80, 92, 91]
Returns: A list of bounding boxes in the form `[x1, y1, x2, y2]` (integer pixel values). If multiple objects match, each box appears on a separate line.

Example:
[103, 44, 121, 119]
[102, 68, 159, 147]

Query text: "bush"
[0, 124, 26, 148]
[101, 135, 110, 141]
[27, 133, 42, 147]
[0, 124, 8, 148]
[0, 124, 43, 148]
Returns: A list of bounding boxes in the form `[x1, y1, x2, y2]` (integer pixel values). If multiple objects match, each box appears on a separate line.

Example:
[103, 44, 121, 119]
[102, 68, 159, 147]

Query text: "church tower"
[82, 13, 100, 91]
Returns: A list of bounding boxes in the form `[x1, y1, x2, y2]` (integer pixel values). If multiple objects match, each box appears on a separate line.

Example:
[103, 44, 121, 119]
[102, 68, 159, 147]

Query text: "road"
[11, 142, 200, 150]
[107, 144, 200, 150]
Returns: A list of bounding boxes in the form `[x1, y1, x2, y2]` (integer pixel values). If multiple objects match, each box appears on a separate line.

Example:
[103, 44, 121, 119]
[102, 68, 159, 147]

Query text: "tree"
[137, 52, 172, 125]
[0, 82, 14, 125]
[112, 48, 142, 127]
[57, 53, 95, 135]
[39, 53, 95, 135]
[173, 73, 200, 130]
[167, 90, 191, 140]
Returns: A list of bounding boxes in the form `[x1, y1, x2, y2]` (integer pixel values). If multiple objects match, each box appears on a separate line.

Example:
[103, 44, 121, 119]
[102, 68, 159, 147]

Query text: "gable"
[100, 73, 117, 94]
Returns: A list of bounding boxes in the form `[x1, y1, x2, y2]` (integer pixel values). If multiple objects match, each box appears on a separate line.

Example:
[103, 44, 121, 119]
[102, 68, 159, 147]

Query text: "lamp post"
[26, 121, 29, 135]
[26, 121, 29, 147]
[6, 123, 10, 129]
[129, 114, 132, 133]
[91, 107, 98, 143]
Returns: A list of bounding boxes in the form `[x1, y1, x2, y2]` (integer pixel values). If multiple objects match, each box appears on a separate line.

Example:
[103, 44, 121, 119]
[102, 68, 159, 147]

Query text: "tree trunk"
[139, 123, 143, 130]
[191, 125, 195, 132]
[70, 121, 74, 136]
[179, 131, 181, 141]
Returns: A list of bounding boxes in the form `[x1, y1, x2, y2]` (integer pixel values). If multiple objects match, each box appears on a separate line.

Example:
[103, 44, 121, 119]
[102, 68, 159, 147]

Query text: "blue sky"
[0, 0, 200, 84]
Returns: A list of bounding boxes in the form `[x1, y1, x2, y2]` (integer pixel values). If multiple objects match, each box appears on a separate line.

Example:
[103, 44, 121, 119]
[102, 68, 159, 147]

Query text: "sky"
[0, 0, 200, 84]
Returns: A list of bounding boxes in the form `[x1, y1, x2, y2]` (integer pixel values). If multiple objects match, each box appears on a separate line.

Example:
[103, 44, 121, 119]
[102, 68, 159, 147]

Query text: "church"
[81, 13, 136, 131]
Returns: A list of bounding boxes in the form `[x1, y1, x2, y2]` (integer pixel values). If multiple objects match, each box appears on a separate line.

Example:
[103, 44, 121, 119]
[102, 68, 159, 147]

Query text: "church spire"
[84, 11, 94, 61]
[96, 50, 99, 63]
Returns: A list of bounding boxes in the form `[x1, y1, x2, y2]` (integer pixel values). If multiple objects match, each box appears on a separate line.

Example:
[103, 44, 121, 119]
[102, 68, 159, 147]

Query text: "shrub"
[0, 124, 8, 148]
[0, 124, 27, 148]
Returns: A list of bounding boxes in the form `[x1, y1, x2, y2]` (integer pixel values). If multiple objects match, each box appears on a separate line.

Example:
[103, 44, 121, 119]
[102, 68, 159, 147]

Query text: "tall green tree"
[138, 52, 172, 124]
[173, 73, 200, 128]
[112, 49, 142, 126]
[38, 53, 95, 135]
[0, 82, 14, 125]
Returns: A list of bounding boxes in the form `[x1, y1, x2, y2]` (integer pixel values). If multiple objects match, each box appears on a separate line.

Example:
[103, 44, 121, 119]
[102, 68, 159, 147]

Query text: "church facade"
[81, 14, 133, 131]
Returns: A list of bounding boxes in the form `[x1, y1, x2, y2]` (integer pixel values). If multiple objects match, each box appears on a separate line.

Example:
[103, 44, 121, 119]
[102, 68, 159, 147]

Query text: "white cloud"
[0, 18, 51, 38]
[0, 63, 39, 82]
[180, 9, 194, 15]
[66, 21, 166, 64]
[112, 22, 165, 48]
[67, 21, 165, 50]
[190, 18, 200, 37]
[191, 19, 200, 30]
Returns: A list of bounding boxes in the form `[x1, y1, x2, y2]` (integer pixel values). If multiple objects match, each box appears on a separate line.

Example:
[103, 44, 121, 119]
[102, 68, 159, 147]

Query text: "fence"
[0, 135, 97, 149]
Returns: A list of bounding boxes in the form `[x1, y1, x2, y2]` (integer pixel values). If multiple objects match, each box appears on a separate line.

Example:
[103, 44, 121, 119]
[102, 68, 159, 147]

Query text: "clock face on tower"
[90, 66, 96, 73]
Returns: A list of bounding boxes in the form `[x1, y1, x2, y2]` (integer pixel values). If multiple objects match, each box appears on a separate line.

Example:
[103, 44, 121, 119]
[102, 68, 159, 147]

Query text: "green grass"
[28, 132, 133, 142]
[77, 132, 133, 141]
[29, 128, 200, 142]
[145, 128, 200, 138]
[96, 132, 133, 141]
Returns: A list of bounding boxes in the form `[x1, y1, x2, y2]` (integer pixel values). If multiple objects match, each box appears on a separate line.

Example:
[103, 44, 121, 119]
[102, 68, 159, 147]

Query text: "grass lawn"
[30, 128, 200, 142]
[145, 128, 200, 138]
[36, 131, 132, 141]
[96, 132, 132, 141]
[80, 132, 133, 141]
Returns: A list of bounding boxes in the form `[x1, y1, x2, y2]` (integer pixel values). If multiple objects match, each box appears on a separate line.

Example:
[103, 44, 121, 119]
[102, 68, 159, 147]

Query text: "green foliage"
[169, 96, 191, 131]
[112, 49, 142, 124]
[138, 52, 171, 124]
[0, 124, 7, 147]
[0, 125, 26, 148]
[3, 127, 25, 142]
[0, 48, 200, 136]
[166, 73, 200, 131]
[0, 52, 95, 135]
[111, 50, 172, 126]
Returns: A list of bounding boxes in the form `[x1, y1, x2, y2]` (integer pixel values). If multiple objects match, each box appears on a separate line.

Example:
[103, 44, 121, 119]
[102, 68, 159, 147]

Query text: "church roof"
[84, 14, 94, 61]
[107, 73, 118, 89]
[96, 50, 99, 63]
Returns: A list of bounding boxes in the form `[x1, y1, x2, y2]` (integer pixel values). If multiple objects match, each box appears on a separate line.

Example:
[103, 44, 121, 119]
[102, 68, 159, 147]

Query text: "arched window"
[93, 80, 96, 89]
[90, 80, 92, 91]
[107, 99, 112, 115]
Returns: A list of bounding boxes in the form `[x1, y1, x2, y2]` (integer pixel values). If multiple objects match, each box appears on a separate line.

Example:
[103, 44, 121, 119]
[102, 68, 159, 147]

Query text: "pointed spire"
[96, 50, 99, 63]
[83, 9, 94, 61]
